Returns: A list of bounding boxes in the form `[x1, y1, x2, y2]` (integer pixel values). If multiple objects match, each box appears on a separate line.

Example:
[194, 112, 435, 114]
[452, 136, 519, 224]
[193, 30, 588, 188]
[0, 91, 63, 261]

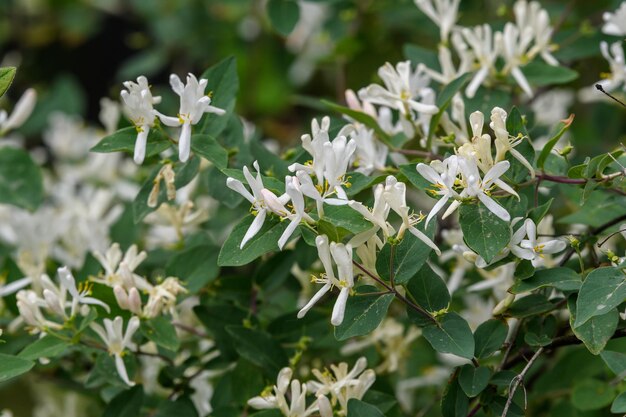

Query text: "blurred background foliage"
[0, 0, 624, 158]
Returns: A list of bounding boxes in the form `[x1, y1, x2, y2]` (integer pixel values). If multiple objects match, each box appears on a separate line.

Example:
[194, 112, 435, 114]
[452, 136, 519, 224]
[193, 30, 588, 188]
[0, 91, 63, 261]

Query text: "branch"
[501, 347, 544, 417]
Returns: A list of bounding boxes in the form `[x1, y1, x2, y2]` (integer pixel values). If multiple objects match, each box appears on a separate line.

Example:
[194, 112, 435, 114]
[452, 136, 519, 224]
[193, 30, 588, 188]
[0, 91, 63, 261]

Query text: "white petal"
[297, 283, 331, 319]
[178, 122, 192, 162]
[477, 193, 510, 222]
[240, 209, 267, 249]
[133, 128, 149, 164]
[331, 287, 350, 326]
[114, 354, 135, 386]
[409, 227, 441, 255]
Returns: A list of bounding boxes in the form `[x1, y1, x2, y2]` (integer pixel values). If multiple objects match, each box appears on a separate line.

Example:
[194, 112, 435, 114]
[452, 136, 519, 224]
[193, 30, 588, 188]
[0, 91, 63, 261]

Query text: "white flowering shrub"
[1, 1, 626, 416]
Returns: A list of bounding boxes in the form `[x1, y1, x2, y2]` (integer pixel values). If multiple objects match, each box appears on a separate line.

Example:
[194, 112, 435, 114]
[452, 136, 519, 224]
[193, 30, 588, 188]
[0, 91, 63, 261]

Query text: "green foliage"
[406, 264, 450, 313]
[422, 313, 475, 360]
[0, 66, 16, 98]
[91, 126, 171, 157]
[266, 0, 300, 36]
[347, 399, 385, 417]
[574, 267, 626, 328]
[458, 364, 491, 397]
[0, 353, 34, 383]
[0, 147, 44, 210]
[459, 203, 510, 263]
[335, 292, 395, 340]
[102, 385, 144, 417]
[473, 319, 508, 359]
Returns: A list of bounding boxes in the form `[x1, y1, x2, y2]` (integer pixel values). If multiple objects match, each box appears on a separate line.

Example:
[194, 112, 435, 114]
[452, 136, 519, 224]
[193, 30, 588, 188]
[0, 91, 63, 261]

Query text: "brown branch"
[501, 347, 544, 417]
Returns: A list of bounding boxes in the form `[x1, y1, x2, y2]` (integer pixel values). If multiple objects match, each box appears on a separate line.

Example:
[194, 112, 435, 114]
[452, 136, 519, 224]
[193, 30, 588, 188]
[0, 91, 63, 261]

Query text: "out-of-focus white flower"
[99, 97, 120, 135]
[158, 73, 226, 162]
[425, 33, 474, 85]
[248, 368, 318, 417]
[602, 1, 626, 36]
[0, 88, 36, 134]
[341, 318, 421, 373]
[16, 289, 63, 332]
[92, 243, 150, 290]
[43, 113, 98, 160]
[143, 200, 212, 249]
[120, 76, 160, 164]
[497, 23, 534, 97]
[297, 235, 354, 326]
[143, 277, 187, 318]
[226, 161, 291, 248]
[514, 0, 558, 66]
[414, 0, 461, 41]
[308, 357, 376, 414]
[345, 89, 403, 136]
[599, 41, 626, 94]
[349, 124, 388, 175]
[90, 316, 140, 386]
[462, 24, 498, 98]
[530, 89, 574, 127]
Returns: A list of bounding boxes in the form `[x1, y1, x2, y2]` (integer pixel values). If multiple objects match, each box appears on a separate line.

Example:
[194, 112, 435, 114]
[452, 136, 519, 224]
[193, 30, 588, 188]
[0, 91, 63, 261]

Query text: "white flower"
[425, 33, 474, 85]
[349, 124, 388, 175]
[92, 243, 151, 290]
[530, 89, 574, 127]
[0, 88, 36, 134]
[602, 1, 626, 36]
[509, 218, 566, 263]
[382, 176, 441, 254]
[120, 76, 160, 164]
[359, 61, 438, 133]
[416, 155, 460, 226]
[490, 107, 534, 177]
[514, 0, 558, 66]
[90, 316, 141, 386]
[226, 161, 291, 248]
[458, 157, 517, 222]
[308, 357, 376, 414]
[99, 97, 120, 135]
[297, 235, 354, 326]
[248, 368, 318, 417]
[597, 41, 626, 94]
[462, 24, 498, 98]
[56, 266, 111, 316]
[143, 277, 187, 318]
[278, 176, 315, 250]
[16, 289, 63, 332]
[414, 0, 461, 41]
[158, 73, 226, 162]
[497, 23, 534, 97]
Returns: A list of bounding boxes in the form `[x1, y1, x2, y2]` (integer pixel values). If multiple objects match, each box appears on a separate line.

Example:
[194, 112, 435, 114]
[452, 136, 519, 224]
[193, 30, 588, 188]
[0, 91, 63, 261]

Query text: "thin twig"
[501, 347, 544, 417]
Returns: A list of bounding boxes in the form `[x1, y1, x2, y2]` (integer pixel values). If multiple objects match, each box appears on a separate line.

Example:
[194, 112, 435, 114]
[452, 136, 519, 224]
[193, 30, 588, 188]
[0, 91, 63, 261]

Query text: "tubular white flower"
[158, 73, 226, 162]
[0, 88, 36, 134]
[359, 61, 438, 119]
[350, 124, 388, 175]
[458, 157, 517, 222]
[462, 25, 498, 98]
[92, 243, 150, 291]
[57, 266, 111, 315]
[248, 367, 318, 417]
[497, 23, 534, 97]
[413, 0, 461, 41]
[90, 316, 140, 386]
[603, 2, 626, 36]
[596, 41, 626, 94]
[120, 76, 160, 164]
[514, 0, 558, 66]
[297, 235, 354, 326]
[226, 161, 291, 248]
[416, 155, 460, 226]
[490, 107, 534, 178]
[509, 218, 566, 263]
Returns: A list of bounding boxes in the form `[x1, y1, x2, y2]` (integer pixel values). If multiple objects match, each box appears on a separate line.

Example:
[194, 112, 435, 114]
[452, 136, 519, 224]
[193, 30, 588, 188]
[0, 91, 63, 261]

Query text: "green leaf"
[18, 335, 69, 361]
[376, 221, 435, 284]
[155, 397, 198, 417]
[574, 267, 626, 328]
[200, 56, 239, 137]
[142, 316, 180, 352]
[347, 399, 385, 417]
[398, 163, 434, 191]
[474, 319, 508, 359]
[102, 385, 144, 417]
[132, 157, 200, 223]
[194, 303, 248, 361]
[321, 100, 391, 145]
[428, 72, 472, 144]
[190, 134, 228, 169]
[458, 364, 491, 397]
[527, 198, 553, 225]
[507, 294, 555, 318]
[266, 0, 300, 36]
[225, 326, 288, 376]
[322, 204, 373, 235]
[536, 114, 574, 170]
[0, 67, 16, 98]
[611, 392, 626, 413]
[506, 106, 528, 138]
[571, 379, 615, 411]
[520, 61, 578, 86]
[218, 214, 297, 266]
[459, 203, 510, 264]
[569, 297, 618, 355]
[91, 126, 171, 157]
[166, 244, 219, 293]
[601, 351, 626, 379]
[0, 353, 34, 383]
[510, 267, 581, 294]
[0, 147, 44, 211]
[406, 264, 450, 313]
[441, 376, 469, 417]
[422, 312, 475, 359]
[335, 293, 395, 341]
